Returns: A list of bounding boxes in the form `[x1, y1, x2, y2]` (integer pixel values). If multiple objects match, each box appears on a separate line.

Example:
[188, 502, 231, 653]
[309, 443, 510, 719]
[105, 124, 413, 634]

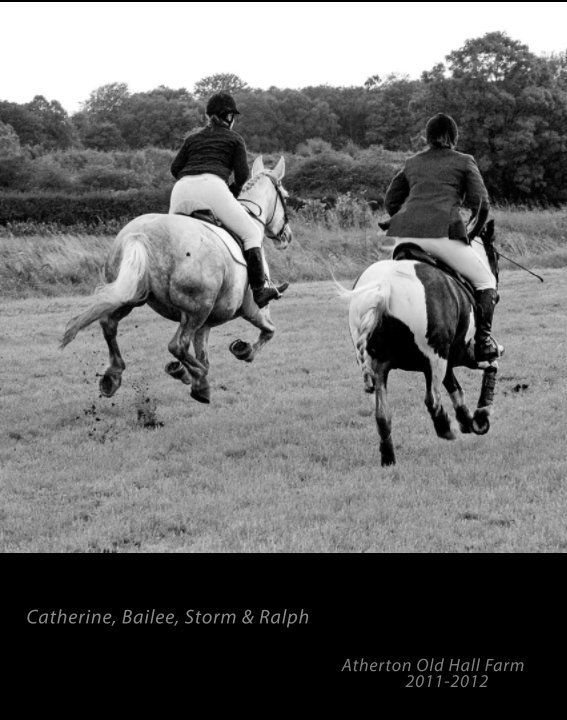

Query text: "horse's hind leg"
[99, 305, 134, 398]
[425, 361, 456, 440]
[166, 311, 208, 389]
[190, 326, 211, 404]
[374, 363, 396, 466]
[229, 307, 275, 363]
[443, 366, 474, 433]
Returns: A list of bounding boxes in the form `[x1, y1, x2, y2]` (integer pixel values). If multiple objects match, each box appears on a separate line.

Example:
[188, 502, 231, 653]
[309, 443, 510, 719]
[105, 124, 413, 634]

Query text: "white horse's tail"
[335, 275, 392, 391]
[60, 233, 150, 348]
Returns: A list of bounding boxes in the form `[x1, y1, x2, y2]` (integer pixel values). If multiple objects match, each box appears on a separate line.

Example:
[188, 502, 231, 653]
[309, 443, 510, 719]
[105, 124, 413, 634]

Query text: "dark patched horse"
[61, 156, 291, 404]
[342, 221, 500, 466]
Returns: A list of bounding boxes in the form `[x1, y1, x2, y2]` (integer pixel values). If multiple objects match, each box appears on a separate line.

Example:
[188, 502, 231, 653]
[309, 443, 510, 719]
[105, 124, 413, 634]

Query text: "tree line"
[2, 32, 567, 204]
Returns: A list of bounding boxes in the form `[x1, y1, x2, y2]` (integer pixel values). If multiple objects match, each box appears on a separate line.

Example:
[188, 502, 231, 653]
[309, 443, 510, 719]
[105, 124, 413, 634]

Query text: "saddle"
[393, 242, 476, 305]
[174, 210, 244, 248]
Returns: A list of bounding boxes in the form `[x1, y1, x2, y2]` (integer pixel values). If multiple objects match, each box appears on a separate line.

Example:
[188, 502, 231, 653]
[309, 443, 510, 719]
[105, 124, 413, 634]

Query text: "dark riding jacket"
[170, 124, 250, 197]
[384, 147, 490, 241]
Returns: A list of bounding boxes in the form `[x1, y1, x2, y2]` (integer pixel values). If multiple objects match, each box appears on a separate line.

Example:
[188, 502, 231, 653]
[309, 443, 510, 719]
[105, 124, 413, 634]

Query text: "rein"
[239, 175, 290, 242]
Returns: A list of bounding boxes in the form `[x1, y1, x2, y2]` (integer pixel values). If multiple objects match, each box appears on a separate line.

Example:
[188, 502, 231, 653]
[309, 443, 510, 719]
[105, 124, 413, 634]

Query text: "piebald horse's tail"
[60, 233, 150, 348]
[335, 276, 392, 391]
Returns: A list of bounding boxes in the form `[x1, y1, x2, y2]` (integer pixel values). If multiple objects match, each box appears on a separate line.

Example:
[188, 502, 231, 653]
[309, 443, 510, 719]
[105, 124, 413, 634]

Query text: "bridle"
[239, 174, 290, 243]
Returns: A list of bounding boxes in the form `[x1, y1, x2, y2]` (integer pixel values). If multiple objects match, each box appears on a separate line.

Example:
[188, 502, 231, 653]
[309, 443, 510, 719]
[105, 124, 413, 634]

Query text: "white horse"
[61, 156, 291, 404]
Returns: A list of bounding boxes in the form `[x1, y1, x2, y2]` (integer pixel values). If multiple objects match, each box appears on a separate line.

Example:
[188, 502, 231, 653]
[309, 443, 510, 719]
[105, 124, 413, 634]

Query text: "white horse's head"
[248, 155, 292, 248]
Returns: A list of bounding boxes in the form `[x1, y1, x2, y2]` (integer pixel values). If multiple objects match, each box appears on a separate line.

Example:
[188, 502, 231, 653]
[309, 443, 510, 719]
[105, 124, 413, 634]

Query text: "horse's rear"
[106, 213, 248, 321]
[348, 258, 495, 466]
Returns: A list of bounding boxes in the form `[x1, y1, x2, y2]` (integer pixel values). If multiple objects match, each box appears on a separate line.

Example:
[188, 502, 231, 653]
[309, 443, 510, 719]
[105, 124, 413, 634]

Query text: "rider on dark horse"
[169, 92, 288, 309]
[383, 113, 502, 363]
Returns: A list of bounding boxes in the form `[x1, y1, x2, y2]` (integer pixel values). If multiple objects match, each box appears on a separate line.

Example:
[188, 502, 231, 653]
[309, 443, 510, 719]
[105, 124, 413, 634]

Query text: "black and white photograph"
[1, 0, 566, 690]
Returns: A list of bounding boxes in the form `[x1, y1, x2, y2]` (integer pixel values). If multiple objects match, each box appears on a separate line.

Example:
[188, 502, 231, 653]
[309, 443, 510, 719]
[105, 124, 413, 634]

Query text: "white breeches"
[393, 237, 497, 290]
[169, 174, 262, 250]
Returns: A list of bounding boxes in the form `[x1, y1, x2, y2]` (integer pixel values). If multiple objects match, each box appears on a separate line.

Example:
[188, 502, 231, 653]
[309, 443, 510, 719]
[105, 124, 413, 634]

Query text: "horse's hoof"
[433, 415, 456, 440]
[190, 388, 210, 404]
[165, 361, 192, 385]
[472, 408, 490, 435]
[99, 372, 121, 398]
[229, 339, 254, 362]
[380, 442, 396, 466]
[455, 408, 474, 434]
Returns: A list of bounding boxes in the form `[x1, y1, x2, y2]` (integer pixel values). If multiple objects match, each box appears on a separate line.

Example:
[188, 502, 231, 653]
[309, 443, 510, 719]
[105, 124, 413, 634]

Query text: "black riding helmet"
[206, 92, 240, 118]
[426, 113, 458, 148]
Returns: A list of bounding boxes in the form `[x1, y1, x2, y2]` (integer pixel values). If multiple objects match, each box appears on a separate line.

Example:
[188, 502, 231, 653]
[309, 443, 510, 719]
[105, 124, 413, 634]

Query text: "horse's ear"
[273, 156, 286, 180]
[251, 156, 265, 176]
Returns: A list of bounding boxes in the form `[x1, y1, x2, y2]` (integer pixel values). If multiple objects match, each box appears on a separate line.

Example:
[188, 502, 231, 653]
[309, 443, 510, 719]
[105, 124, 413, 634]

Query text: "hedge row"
[0, 189, 171, 227]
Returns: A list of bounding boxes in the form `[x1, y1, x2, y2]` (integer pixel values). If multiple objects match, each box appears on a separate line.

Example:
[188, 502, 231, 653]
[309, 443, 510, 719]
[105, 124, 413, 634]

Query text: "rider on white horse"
[383, 113, 502, 363]
[169, 92, 288, 308]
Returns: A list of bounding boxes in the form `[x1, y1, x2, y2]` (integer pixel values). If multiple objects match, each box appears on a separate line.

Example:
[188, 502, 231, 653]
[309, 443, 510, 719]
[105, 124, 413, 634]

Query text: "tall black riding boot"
[243, 247, 289, 309]
[474, 288, 502, 363]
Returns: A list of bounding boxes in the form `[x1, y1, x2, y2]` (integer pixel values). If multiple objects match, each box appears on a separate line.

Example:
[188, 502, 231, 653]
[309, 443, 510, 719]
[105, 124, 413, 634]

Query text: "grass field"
[1, 263, 566, 552]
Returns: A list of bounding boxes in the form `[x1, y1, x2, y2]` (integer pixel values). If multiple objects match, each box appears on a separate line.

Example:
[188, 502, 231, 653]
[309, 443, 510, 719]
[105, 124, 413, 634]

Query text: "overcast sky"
[2, 1, 566, 113]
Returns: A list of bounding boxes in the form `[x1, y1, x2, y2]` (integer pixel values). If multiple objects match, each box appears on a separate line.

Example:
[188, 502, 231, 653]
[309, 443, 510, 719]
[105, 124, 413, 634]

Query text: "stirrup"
[266, 278, 289, 299]
[475, 337, 503, 364]
[252, 285, 281, 308]
[273, 281, 289, 298]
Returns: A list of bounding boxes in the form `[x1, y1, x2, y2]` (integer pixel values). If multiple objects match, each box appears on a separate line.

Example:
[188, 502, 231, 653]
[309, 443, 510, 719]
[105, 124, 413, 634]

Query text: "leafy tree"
[81, 82, 130, 121]
[411, 31, 567, 202]
[76, 83, 131, 150]
[80, 120, 125, 151]
[0, 101, 43, 147]
[261, 88, 339, 151]
[0, 120, 25, 187]
[364, 75, 382, 91]
[25, 95, 73, 149]
[193, 73, 248, 99]
[0, 121, 22, 158]
[446, 31, 542, 87]
[0, 97, 73, 150]
[117, 89, 203, 148]
[302, 85, 372, 146]
[364, 75, 420, 150]
[232, 90, 281, 152]
[150, 86, 194, 102]
[542, 51, 567, 91]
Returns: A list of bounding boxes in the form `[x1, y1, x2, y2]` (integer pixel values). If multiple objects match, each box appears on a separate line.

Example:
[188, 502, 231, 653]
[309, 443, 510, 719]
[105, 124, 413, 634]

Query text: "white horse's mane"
[241, 171, 276, 193]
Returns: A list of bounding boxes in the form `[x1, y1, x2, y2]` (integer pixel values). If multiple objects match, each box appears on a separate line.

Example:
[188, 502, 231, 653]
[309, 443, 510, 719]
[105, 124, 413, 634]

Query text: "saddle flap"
[393, 242, 476, 301]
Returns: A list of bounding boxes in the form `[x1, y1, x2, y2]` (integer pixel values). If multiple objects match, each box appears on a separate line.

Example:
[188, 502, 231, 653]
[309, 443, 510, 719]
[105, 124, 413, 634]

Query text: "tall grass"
[490, 206, 567, 271]
[0, 205, 565, 298]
